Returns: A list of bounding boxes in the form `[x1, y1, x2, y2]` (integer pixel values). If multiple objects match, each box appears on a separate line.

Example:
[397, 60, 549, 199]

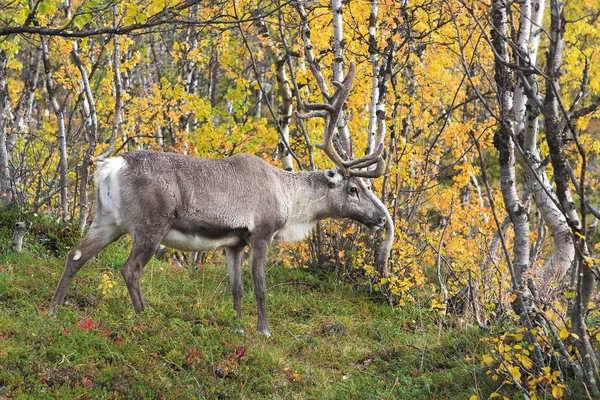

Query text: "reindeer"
[50, 63, 393, 337]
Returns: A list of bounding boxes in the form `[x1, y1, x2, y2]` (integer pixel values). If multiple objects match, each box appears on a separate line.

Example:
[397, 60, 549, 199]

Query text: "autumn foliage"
[1, 0, 599, 397]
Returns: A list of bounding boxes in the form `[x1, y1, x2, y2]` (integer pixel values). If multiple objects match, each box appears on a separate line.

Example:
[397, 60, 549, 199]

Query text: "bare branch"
[0, 1, 293, 38]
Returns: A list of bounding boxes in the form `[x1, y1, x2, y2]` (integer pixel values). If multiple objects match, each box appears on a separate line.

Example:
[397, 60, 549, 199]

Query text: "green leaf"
[37, 0, 56, 15]
[73, 14, 92, 30]
[123, 4, 138, 25]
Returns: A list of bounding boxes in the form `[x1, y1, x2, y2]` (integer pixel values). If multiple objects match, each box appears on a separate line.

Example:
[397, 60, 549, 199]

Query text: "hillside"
[0, 242, 492, 399]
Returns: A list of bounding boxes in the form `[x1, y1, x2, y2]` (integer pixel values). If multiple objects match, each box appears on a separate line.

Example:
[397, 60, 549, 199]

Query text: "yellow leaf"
[489, 393, 502, 398]
[469, 395, 478, 400]
[552, 385, 564, 398]
[519, 355, 533, 370]
[481, 354, 494, 366]
[291, 373, 301, 381]
[558, 328, 569, 340]
[507, 365, 522, 381]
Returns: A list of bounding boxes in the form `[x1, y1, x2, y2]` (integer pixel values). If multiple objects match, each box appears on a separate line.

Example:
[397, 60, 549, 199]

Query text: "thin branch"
[0, 1, 295, 38]
[232, 0, 302, 170]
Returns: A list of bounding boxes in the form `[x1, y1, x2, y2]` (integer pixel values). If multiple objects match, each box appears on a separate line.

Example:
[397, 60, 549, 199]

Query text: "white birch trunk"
[0, 49, 13, 208]
[111, 5, 124, 153]
[367, 0, 379, 155]
[491, 6, 542, 370]
[41, 35, 69, 221]
[276, 65, 294, 171]
[255, 17, 294, 171]
[71, 47, 97, 233]
[331, 0, 352, 158]
[543, 0, 598, 393]
[512, 0, 574, 294]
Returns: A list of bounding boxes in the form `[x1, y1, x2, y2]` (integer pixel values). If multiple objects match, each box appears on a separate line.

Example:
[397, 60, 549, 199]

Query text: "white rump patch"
[94, 157, 126, 226]
[72, 250, 82, 261]
[161, 230, 240, 252]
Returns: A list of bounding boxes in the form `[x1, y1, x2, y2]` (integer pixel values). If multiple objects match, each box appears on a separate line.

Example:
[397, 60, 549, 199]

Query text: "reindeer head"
[321, 167, 387, 230]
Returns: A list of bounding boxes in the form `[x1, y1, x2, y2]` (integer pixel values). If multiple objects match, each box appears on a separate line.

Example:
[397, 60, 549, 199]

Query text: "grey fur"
[51, 150, 386, 337]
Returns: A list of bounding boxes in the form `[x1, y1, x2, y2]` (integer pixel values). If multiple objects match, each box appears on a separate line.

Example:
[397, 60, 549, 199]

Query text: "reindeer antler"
[296, 62, 385, 177]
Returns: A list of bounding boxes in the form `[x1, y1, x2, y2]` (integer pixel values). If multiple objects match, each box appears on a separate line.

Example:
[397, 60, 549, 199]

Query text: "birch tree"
[255, 12, 294, 171]
[489, 0, 545, 370]
[71, 45, 98, 233]
[0, 49, 13, 208]
[40, 35, 69, 222]
[454, 0, 600, 392]
[542, 0, 598, 393]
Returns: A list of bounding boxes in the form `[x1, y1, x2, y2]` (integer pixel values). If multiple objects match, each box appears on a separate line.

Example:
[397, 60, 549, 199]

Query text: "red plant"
[76, 318, 96, 332]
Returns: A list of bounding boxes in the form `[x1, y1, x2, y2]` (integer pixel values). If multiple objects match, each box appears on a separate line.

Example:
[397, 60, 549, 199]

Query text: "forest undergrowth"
[0, 238, 500, 400]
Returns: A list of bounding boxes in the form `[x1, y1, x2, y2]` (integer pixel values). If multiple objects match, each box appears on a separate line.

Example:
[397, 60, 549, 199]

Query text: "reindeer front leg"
[248, 236, 273, 337]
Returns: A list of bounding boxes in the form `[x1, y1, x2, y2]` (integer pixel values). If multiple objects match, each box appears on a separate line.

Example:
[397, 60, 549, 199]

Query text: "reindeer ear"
[325, 168, 343, 187]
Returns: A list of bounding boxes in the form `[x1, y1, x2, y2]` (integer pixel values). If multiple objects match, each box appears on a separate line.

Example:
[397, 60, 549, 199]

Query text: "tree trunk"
[255, 15, 294, 171]
[41, 35, 69, 222]
[10, 222, 27, 252]
[509, 0, 574, 295]
[367, 0, 379, 156]
[71, 47, 97, 233]
[491, 0, 545, 370]
[0, 49, 14, 208]
[99, 4, 122, 158]
[331, 0, 352, 159]
[543, 0, 599, 394]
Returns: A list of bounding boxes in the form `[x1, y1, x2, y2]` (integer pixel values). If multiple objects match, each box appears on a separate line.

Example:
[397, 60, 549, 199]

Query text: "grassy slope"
[0, 241, 495, 399]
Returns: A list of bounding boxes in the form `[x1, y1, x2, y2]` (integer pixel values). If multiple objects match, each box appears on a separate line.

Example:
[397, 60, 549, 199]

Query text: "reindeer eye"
[349, 186, 358, 195]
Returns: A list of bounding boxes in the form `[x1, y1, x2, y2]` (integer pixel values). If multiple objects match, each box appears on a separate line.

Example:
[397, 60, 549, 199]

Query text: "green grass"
[0, 242, 497, 399]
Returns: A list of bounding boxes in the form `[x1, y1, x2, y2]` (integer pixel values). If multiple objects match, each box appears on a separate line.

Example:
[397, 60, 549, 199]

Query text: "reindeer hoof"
[258, 328, 273, 338]
[230, 326, 245, 335]
[142, 300, 153, 309]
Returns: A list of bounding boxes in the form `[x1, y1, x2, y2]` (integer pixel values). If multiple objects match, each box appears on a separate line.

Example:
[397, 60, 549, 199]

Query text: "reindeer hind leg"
[51, 220, 124, 309]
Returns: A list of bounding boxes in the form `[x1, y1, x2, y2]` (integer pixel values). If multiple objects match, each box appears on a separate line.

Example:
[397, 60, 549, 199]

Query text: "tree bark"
[0, 49, 15, 208]
[367, 0, 379, 155]
[41, 35, 69, 222]
[491, 0, 530, 307]
[71, 47, 97, 233]
[543, 0, 599, 394]
[509, 0, 574, 295]
[98, 3, 122, 158]
[331, 0, 352, 159]
[491, 0, 545, 370]
[255, 14, 294, 171]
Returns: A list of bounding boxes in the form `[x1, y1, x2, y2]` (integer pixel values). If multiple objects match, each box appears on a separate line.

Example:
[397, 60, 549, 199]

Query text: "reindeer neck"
[280, 170, 333, 222]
